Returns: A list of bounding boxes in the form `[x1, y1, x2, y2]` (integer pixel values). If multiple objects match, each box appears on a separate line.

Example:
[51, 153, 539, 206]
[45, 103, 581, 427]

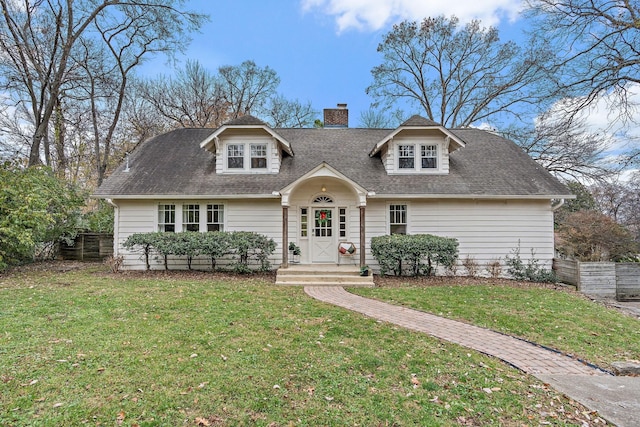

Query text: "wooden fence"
[553, 259, 640, 301]
[59, 233, 113, 261]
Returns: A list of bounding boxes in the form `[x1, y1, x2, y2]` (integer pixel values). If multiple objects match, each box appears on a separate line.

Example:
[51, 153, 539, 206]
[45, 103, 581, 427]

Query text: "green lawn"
[0, 265, 611, 426]
[353, 281, 640, 371]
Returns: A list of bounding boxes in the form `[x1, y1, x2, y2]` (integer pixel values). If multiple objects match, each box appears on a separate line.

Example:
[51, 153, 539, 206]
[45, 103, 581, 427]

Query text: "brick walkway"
[304, 286, 610, 377]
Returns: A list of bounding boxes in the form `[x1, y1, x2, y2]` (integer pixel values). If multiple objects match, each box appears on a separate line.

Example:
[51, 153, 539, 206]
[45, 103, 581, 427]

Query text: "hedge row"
[123, 231, 276, 272]
[371, 234, 459, 276]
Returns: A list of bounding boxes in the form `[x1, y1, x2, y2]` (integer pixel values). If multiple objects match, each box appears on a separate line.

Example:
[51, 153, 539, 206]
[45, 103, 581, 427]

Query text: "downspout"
[106, 198, 119, 256]
[551, 199, 565, 211]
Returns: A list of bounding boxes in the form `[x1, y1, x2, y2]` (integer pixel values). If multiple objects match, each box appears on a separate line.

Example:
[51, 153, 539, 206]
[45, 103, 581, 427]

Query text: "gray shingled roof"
[94, 122, 571, 198]
[400, 115, 441, 127]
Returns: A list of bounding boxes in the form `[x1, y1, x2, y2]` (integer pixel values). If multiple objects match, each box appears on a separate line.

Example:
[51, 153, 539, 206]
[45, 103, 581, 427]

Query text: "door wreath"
[315, 209, 331, 226]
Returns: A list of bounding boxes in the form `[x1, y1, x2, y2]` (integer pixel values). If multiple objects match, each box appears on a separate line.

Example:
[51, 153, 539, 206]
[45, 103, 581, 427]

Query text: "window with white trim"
[227, 144, 244, 169]
[398, 145, 415, 169]
[182, 204, 200, 231]
[395, 141, 442, 172]
[223, 141, 272, 172]
[158, 204, 176, 232]
[389, 204, 407, 235]
[250, 144, 267, 169]
[421, 144, 438, 169]
[207, 204, 224, 231]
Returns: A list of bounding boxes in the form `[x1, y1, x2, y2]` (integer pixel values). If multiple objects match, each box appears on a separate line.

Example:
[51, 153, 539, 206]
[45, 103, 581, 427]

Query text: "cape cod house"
[94, 104, 572, 275]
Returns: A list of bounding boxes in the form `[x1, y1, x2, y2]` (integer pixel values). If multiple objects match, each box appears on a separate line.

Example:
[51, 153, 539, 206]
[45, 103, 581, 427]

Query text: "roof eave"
[200, 124, 294, 156]
[369, 125, 466, 157]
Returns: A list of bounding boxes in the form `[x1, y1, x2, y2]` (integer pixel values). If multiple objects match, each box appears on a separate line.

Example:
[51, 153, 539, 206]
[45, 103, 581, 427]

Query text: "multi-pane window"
[421, 145, 438, 169]
[300, 208, 308, 237]
[158, 204, 176, 232]
[182, 204, 200, 232]
[314, 209, 332, 237]
[398, 145, 415, 169]
[227, 144, 244, 169]
[207, 204, 224, 231]
[338, 207, 347, 238]
[250, 144, 267, 169]
[389, 204, 407, 235]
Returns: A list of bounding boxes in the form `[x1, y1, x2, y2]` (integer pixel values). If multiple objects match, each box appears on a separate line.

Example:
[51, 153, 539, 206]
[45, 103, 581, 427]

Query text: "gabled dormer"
[200, 115, 293, 174]
[369, 115, 465, 175]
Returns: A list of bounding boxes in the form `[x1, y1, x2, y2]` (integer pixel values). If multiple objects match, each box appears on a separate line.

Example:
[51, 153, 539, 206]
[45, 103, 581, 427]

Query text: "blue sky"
[142, 0, 527, 126]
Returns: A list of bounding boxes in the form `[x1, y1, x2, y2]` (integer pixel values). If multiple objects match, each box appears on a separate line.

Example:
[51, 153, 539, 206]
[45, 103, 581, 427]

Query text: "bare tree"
[218, 60, 280, 120]
[0, 0, 207, 167]
[591, 173, 640, 240]
[366, 16, 557, 127]
[140, 60, 316, 129]
[139, 60, 228, 128]
[264, 96, 316, 128]
[526, 0, 640, 117]
[358, 108, 405, 128]
[503, 111, 617, 182]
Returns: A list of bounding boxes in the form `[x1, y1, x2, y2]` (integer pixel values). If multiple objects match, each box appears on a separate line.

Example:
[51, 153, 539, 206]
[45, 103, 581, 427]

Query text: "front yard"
[1, 263, 632, 426]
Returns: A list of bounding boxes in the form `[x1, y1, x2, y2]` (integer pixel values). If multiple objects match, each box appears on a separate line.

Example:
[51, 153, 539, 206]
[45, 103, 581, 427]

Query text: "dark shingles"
[94, 126, 572, 198]
[400, 115, 441, 127]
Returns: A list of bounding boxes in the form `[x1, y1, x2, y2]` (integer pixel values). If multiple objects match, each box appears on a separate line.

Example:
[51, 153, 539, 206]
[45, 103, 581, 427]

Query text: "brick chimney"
[323, 103, 348, 127]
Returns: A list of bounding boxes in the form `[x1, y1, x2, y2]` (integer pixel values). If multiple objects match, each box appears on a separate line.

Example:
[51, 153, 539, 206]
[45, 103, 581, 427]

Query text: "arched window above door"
[313, 195, 334, 204]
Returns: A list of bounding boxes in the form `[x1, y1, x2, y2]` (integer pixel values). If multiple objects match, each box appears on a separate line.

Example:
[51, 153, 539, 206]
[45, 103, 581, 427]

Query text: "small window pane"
[182, 204, 200, 232]
[300, 208, 308, 237]
[251, 144, 267, 169]
[398, 145, 415, 169]
[227, 144, 244, 169]
[158, 204, 175, 232]
[389, 204, 407, 235]
[421, 145, 438, 169]
[207, 204, 224, 232]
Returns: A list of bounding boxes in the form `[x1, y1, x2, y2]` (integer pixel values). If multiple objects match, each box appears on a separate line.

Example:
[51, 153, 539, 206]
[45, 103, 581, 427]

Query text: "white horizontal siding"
[114, 199, 282, 270]
[114, 196, 555, 276]
[364, 199, 555, 274]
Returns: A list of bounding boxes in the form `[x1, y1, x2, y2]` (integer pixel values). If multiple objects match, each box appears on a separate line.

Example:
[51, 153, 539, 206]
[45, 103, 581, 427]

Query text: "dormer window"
[223, 140, 271, 173]
[251, 144, 267, 169]
[421, 145, 438, 169]
[393, 140, 443, 173]
[227, 144, 244, 169]
[398, 145, 415, 169]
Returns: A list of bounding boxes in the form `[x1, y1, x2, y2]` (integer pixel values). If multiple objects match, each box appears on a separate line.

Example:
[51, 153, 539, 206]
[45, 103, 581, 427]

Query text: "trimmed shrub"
[122, 231, 275, 272]
[371, 234, 459, 276]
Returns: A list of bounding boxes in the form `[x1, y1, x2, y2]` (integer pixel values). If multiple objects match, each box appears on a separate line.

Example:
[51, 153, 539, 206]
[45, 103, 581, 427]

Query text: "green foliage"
[554, 181, 597, 227]
[288, 241, 301, 255]
[123, 232, 160, 270]
[505, 243, 556, 283]
[0, 162, 83, 271]
[228, 231, 277, 272]
[371, 234, 459, 276]
[201, 231, 232, 269]
[82, 200, 114, 233]
[122, 231, 276, 272]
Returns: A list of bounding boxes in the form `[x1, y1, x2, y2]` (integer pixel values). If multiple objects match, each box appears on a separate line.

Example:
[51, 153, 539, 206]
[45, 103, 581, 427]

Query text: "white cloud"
[571, 85, 640, 153]
[301, 0, 524, 32]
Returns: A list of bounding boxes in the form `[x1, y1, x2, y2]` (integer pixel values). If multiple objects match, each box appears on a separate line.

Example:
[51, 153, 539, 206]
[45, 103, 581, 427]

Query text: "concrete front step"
[275, 264, 374, 287]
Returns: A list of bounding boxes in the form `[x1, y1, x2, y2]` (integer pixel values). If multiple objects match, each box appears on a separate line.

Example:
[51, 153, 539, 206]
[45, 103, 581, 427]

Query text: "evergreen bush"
[371, 234, 459, 276]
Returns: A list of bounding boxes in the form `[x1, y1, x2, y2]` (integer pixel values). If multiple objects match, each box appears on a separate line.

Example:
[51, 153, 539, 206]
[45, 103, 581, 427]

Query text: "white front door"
[311, 208, 336, 263]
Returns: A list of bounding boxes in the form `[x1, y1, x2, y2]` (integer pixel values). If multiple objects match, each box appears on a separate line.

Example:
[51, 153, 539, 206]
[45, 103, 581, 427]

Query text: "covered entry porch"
[277, 163, 370, 269]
